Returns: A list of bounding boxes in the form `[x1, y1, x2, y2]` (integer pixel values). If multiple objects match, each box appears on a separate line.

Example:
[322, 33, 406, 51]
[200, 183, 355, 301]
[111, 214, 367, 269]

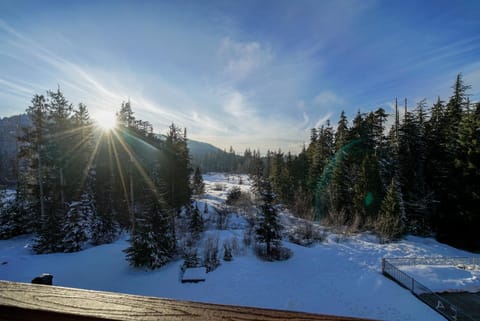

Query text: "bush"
[223, 242, 233, 261]
[226, 187, 242, 205]
[292, 188, 314, 220]
[203, 235, 220, 272]
[223, 236, 244, 260]
[288, 221, 324, 246]
[182, 246, 201, 271]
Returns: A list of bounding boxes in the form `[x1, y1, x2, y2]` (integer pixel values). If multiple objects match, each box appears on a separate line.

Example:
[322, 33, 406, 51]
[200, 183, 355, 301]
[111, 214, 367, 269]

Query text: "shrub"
[223, 242, 233, 261]
[203, 235, 220, 272]
[255, 244, 292, 261]
[288, 221, 325, 246]
[226, 187, 242, 205]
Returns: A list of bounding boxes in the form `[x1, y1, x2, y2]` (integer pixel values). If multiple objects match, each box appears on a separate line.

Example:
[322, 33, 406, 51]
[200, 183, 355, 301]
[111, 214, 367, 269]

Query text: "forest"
[263, 73, 479, 249]
[0, 73, 479, 270]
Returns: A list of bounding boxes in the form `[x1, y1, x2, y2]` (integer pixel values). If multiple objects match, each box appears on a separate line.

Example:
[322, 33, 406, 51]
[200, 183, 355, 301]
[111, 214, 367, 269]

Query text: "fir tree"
[0, 194, 27, 239]
[255, 180, 282, 258]
[160, 123, 192, 213]
[62, 200, 88, 252]
[117, 100, 135, 128]
[376, 179, 405, 241]
[335, 111, 349, 152]
[124, 188, 176, 269]
[189, 202, 203, 239]
[192, 166, 205, 196]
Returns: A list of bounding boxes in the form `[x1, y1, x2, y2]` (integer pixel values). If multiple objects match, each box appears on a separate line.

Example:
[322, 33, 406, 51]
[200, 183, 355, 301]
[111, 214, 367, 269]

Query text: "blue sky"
[1, 0, 479, 153]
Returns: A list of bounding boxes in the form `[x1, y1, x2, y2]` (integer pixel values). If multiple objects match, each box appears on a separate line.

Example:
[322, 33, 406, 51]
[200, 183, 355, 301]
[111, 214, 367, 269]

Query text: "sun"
[93, 110, 117, 131]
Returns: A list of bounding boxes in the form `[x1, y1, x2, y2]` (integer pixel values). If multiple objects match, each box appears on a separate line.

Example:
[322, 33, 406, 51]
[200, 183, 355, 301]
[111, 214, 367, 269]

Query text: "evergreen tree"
[46, 88, 74, 206]
[91, 129, 121, 244]
[256, 180, 282, 258]
[160, 123, 192, 212]
[62, 200, 88, 252]
[249, 150, 265, 197]
[20, 93, 66, 253]
[124, 187, 176, 269]
[18, 95, 49, 231]
[398, 100, 432, 234]
[335, 111, 349, 152]
[192, 166, 205, 196]
[117, 100, 135, 128]
[189, 202, 203, 239]
[0, 193, 27, 239]
[376, 178, 405, 241]
[270, 150, 293, 204]
[90, 183, 118, 246]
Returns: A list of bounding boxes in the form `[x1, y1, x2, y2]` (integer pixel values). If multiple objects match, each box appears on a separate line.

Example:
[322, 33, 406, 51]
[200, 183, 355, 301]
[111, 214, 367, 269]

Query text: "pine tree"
[376, 179, 405, 241]
[160, 123, 192, 212]
[46, 88, 74, 206]
[62, 200, 88, 252]
[124, 188, 176, 269]
[335, 111, 349, 152]
[255, 180, 282, 259]
[117, 100, 135, 128]
[19, 93, 65, 253]
[449, 101, 480, 245]
[270, 150, 293, 205]
[0, 193, 27, 239]
[249, 150, 265, 198]
[18, 95, 49, 231]
[192, 166, 205, 196]
[189, 202, 203, 239]
[91, 127, 121, 243]
[90, 184, 118, 246]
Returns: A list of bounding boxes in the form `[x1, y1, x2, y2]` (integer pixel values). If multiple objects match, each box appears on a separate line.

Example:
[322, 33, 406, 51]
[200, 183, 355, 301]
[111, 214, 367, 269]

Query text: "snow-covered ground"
[1, 173, 479, 321]
[401, 264, 480, 293]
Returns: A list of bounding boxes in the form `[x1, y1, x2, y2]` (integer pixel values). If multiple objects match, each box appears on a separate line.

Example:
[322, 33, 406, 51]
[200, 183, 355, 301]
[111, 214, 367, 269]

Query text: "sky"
[0, 0, 479, 153]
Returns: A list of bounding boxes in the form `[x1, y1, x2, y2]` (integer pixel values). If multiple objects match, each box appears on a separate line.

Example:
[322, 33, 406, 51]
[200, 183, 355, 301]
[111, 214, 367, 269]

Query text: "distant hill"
[152, 133, 223, 159]
[187, 139, 223, 158]
[0, 114, 224, 185]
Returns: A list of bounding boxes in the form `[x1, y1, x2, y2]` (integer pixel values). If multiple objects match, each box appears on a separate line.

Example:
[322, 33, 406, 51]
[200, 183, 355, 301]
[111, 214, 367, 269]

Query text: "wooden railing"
[0, 281, 376, 321]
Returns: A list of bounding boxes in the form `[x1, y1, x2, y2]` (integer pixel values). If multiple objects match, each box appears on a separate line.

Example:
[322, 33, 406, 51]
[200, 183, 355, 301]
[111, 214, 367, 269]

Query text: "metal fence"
[382, 258, 477, 321]
[385, 257, 479, 268]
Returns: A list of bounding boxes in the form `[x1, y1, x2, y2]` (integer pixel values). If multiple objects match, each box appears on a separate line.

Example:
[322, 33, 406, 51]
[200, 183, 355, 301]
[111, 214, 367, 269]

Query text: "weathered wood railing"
[0, 280, 375, 321]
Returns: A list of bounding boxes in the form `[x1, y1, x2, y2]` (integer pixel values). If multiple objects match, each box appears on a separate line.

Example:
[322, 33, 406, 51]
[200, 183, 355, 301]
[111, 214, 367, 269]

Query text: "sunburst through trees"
[7, 88, 191, 268]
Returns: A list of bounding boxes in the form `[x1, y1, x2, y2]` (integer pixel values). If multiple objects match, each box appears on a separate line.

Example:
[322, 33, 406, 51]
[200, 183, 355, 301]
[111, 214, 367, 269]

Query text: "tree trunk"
[37, 145, 45, 222]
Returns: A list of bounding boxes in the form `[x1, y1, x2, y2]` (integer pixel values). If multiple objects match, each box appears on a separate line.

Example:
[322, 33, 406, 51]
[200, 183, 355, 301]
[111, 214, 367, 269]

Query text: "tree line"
[258, 74, 479, 248]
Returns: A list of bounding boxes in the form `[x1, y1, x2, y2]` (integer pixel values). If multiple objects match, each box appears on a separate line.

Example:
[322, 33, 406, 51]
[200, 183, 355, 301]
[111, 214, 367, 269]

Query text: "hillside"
[0, 114, 224, 185]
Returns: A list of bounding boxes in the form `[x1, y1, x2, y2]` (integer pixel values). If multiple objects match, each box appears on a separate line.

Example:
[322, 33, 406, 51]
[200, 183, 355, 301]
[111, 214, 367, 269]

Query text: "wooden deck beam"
[0, 281, 376, 321]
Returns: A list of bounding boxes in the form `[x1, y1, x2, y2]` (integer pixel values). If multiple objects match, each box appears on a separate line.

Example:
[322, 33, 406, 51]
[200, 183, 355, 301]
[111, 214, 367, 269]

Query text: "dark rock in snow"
[31, 273, 53, 285]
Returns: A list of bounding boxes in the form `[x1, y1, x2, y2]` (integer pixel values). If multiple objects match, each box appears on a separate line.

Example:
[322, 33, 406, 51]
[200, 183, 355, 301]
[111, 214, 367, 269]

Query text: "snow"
[1, 173, 479, 321]
[182, 267, 207, 283]
[401, 264, 480, 293]
[1, 189, 16, 204]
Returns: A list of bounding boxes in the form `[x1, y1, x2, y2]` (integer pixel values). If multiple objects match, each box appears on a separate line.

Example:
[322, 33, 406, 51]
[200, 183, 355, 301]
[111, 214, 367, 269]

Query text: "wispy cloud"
[313, 91, 345, 109]
[314, 113, 334, 129]
[219, 37, 273, 82]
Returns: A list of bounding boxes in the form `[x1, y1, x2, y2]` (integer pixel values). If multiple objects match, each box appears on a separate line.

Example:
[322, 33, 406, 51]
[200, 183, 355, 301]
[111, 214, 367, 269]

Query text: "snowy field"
[1, 173, 480, 321]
